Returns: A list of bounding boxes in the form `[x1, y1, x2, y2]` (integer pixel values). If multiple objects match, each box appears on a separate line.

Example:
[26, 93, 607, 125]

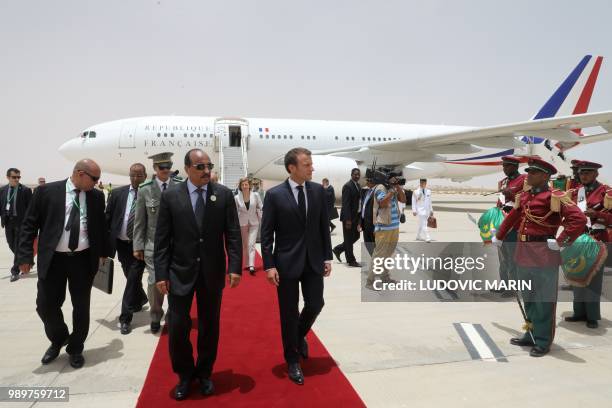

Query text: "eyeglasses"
[10, 175, 21, 179]
[192, 163, 214, 171]
[81, 170, 100, 183]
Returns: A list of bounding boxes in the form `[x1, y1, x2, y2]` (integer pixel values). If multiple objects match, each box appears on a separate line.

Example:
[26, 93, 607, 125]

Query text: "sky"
[1, 0, 611, 187]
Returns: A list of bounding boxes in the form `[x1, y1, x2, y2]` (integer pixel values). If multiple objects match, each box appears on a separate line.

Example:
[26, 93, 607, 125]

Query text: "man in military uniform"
[565, 160, 612, 329]
[494, 156, 528, 294]
[568, 159, 582, 190]
[133, 153, 181, 333]
[494, 158, 586, 357]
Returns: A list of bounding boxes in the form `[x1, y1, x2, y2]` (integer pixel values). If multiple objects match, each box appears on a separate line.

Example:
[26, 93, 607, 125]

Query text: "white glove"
[547, 239, 560, 251]
[491, 235, 502, 247]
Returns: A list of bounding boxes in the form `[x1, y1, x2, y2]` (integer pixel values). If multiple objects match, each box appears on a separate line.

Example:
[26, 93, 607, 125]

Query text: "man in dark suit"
[154, 148, 242, 400]
[332, 168, 362, 267]
[360, 178, 376, 256]
[17, 159, 109, 369]
[322, 178, 338, 232]
[1, 168, 33, 282]
[105, 163, 148, 335]
[261, 147, 333, 385]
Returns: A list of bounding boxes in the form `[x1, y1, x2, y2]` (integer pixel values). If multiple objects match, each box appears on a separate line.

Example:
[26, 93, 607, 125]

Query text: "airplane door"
[214, 123, 228, 152]
[119, 123, 136, 148]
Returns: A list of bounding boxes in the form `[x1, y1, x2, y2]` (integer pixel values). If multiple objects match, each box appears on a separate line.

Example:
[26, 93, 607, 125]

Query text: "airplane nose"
[58, 138, 81, 161]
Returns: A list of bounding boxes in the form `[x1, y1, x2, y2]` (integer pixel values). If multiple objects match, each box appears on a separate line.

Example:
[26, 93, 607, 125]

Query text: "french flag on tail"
[526, 54, 603, 143]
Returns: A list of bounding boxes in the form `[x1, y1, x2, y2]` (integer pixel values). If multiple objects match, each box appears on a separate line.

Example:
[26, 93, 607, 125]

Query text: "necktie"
[8, 186, 15, 216]
[297, 185, 306, 220]
[67, 189, 81, 251]
[126, 189, 137, 240]
[195, 188, 205, 231]
[162, 182, 167, 191]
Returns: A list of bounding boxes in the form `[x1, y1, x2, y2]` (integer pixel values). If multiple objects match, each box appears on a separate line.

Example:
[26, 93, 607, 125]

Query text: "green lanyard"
[7, 187, 17, 203]
[66, 184, 85, 219]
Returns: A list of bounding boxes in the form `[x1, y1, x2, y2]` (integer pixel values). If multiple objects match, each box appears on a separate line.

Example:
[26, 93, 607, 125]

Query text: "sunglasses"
[192, 163, 214, 171]
[157, 164, 172, 170]
[81, 170, 100, 182]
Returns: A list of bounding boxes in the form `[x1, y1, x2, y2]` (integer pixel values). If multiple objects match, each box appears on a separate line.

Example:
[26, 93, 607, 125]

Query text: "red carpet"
[136, 253, 365, 407]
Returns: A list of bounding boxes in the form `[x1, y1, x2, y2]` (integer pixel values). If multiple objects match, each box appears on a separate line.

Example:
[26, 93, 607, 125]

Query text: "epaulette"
[551, 189, 574, 212]
[139, 180, 153, 188]
[604, 189, 612, 210]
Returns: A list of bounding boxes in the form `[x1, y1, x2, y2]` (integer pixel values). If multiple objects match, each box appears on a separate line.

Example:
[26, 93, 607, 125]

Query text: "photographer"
[365, 171, 406, 290]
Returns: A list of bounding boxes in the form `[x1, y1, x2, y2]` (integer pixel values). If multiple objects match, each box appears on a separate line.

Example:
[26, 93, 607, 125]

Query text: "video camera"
[365, 160, 406, 189]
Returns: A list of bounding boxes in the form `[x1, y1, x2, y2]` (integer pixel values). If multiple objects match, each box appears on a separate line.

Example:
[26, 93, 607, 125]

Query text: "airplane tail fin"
[524, 55, 603, 144]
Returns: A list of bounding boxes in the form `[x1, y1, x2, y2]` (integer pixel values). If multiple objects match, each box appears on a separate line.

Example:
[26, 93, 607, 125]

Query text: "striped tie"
[127, 189, 137, 240]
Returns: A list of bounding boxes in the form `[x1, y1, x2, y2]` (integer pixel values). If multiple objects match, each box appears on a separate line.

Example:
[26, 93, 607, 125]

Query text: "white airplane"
[59, 55, 612, 193]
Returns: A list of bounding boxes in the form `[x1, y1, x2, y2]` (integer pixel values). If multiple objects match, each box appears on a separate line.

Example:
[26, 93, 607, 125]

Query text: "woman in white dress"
[234, 177, 263, 275]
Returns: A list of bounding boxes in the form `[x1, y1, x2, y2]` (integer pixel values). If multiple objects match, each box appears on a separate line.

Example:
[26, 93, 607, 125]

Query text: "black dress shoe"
[529, 345, 549, 357]
[41, 345, 61, 365]
[120, 322, 131, 335]
[332, 248, 343, 263]
[69, 353, 85, 368]
[560, 284, 572, 291]
[174, 377, 191, 401]
[586, 320, 599, 329]
[347, 261, 362, 268]
[287, 362, 304, 385]
[10, 274, 19, 282]
[150, 321, 161, 334]
[299, 337, 309, 359]
[510, 337, 535, 347]
[199, 378, 215, 396]
[564, 315, 586, 322]
[249, 267, 256, 276]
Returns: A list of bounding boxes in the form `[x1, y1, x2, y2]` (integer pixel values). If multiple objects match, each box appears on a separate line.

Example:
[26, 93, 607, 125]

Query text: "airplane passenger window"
[335, 136, 338, 140]
[301, 136, 304, 140]
[164, 133, 167, 137]
[307, 136, 310, 140]
[290, 136, 293, 139]
[157, 133, 161, 137]
[171, 133, 174, 137]
[284, 135, 287, 139]
[266, 135, 269, 139]
[260, 135, 263, 139]
[351, 137, 355, 140]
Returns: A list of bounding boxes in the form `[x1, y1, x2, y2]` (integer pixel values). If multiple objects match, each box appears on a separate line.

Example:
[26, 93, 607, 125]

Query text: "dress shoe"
[151, 321, 161, 334]
[510, 337, 535, 347]
[564, 315, 586, 322]
[10, 273, 20, 282]
[120, 322, 131, 335]
[299, 337, 309, 359]
[249, 267, 256, 276]
[529, 345, 549, 357]
[347, 261, 362, 268]
[41, 341, 66, 365]
[69, 353, 85, 368]
[332, 248, 343, 263]
[199, 378, 215, 396]
[586, 320, 599, 329]
[287, 362, 304, 385]
[560, 284, 572, 291]
[174, 377, 192, 400]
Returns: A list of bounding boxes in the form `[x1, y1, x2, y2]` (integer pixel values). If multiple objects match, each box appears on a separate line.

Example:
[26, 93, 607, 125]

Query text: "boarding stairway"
[219, 138, 248, 188]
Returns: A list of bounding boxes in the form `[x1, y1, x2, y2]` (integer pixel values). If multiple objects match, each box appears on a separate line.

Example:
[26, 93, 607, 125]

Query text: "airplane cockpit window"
[80, 131, 88, 138]
[88, 131, 96, 138]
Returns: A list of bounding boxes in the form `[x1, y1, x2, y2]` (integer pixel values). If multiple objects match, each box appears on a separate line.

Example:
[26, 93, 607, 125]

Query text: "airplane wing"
[311, 111, 612, 165]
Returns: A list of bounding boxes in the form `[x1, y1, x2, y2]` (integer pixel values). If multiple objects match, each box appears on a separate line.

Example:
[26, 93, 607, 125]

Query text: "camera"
[365, 166, 405, 188]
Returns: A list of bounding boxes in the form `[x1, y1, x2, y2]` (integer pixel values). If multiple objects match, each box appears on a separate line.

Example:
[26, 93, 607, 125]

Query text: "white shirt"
[288, 178, 308, 215]
[155, 177, 169, 192]
[411, 187, 433, 216]
[56, 178, 89, 252]
[361, 188, 373, 219]
[118, 185, 137, 241]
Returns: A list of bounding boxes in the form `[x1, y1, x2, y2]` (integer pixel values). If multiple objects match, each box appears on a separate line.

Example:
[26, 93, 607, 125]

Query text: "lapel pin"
[210, 195, 216, 202]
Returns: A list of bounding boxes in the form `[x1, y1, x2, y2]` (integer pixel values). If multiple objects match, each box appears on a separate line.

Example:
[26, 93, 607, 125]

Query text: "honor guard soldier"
[566, 160, 612, 328]
[494, 157, 587, 357]
[133, 152, 182, 333]
[568, 159, 582, 190]
[495, 156, 528, 292]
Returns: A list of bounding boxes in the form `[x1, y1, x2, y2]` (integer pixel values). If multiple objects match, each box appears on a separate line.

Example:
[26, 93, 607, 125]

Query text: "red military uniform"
[497, 187, 586, 267]
[497, 173, 528, 212]
[571, 182, 612, 243]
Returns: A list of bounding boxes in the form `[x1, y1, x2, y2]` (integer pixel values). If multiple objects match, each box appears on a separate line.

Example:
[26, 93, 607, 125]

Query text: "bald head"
[71, 158, 101, 191]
